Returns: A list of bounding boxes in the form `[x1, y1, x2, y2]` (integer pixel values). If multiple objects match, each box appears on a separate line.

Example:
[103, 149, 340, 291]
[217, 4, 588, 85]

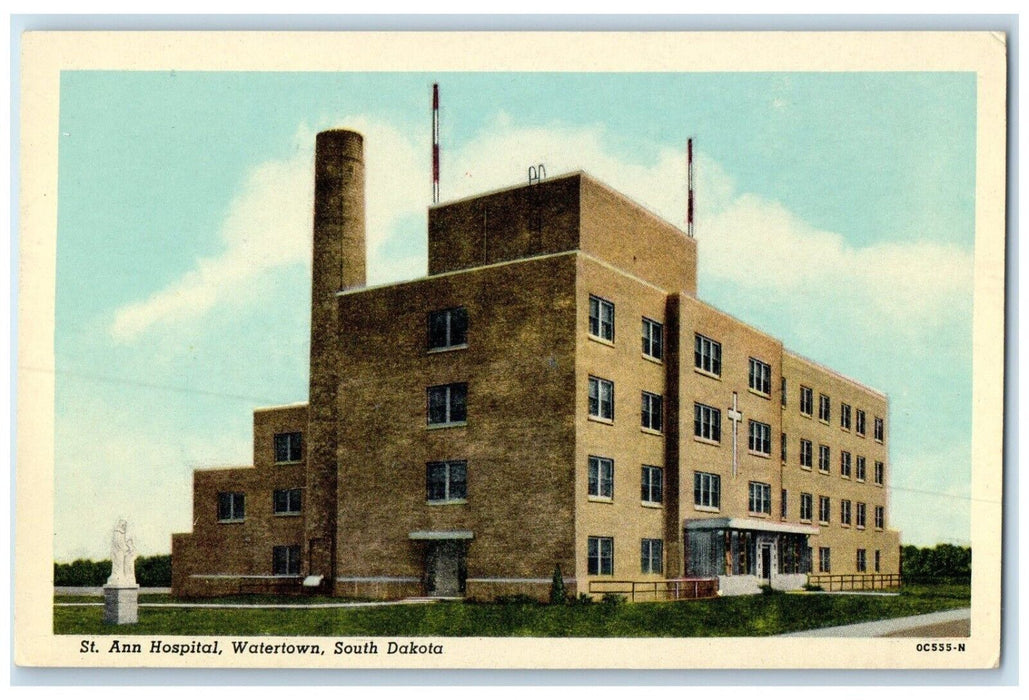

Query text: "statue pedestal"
[103, 584, 139, 624]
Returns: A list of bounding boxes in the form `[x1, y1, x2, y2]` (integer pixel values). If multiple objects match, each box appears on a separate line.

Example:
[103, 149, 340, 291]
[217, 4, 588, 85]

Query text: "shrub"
[759, 584, 776, 595]
[549, 565, 567, 605]
[601, 593, 627, 606]
[802, 583, 824, 592]
[570, 592, 594, 606]
[493, 593, 539, 606]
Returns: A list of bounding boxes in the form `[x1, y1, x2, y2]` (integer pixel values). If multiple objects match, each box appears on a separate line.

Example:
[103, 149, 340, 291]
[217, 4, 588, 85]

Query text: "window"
[428, 307, 468, 350]
[748, 420, 771, 455]
[875, 506, 885, 530]
[272, 488, 302, 515]
[856, 409, 866, 436]
[856, 502, 867, 529]
[748, 481, 772, 515]
[856, 456, 867, 482]
[800, 386, 813, 416]
[781, 377, 787, 407]
[799, 439, 813, 468]
[875, 461, 885, 486]
[274, 432, 302, 463]
[589, 295, 615, 342]
[642, 317, 663, 360]
[856, 548, 867, 573]
[840, 403, 852, 430]
[426, 460, 467, 502]
[272, 545, 301, 576]
[694, 333, 722, 376]
[641, 538, 663, 574]
[694, 403, 721, 442]
[819, 394, 831, 422]
[819, 496, 831, 524]
[641, 465, 663, 504]
[875, 550, 882, 573]
[840, 450, 852, 478]
[781, 432, 788, 461]
[841, 499, 852, 526]
[781, 489, 788, 518]
[588, 456, 614, 500]
[587, 536, 614, 575]
[800, 493, 813, 521]
[874, 417, 885, 442]
[818, 547, 831, 573]
[693, 471, 720, 510]
[641, 391, 663, 432]
[588, 376, 615, 421]
[749, 357, 772, 395]
[818, 444, 831, 473]
[217, 492, 245, 522]
[427, 383, 467, 426]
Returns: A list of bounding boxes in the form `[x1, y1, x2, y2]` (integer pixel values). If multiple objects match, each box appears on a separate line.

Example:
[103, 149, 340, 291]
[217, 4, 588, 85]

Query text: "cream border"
[15, 30, 1006, 669]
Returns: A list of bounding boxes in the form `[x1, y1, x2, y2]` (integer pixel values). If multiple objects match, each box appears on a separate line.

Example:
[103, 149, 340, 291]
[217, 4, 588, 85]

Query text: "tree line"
[901, 543, 971, 583]
[54, 554, 171, 587]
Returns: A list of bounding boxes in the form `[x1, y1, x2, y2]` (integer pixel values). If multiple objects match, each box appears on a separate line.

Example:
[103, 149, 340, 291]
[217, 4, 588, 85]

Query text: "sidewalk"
[778, 607, 970, 638]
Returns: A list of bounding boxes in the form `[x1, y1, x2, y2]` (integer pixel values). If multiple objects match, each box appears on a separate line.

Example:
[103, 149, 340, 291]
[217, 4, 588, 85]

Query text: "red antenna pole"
[687, 137, 695, 238]
[432, 83, 440, 204]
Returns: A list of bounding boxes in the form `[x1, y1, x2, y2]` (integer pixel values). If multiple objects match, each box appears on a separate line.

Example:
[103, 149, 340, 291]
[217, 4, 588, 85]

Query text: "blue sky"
[53, 71, 976, 560]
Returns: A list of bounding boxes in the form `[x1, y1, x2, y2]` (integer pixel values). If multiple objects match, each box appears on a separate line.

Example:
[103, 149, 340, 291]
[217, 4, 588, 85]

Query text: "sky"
[53, 71, 977, 561]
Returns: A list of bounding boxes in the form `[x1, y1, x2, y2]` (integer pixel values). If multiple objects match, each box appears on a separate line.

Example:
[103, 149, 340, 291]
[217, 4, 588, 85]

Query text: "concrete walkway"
[779, 607, 970, 638]
[55, 587, 171, 596]
[54, 598, 436, 610]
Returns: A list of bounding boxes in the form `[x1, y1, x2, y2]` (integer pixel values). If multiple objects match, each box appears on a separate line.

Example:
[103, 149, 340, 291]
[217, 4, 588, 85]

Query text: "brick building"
[171, 129, 901, 600]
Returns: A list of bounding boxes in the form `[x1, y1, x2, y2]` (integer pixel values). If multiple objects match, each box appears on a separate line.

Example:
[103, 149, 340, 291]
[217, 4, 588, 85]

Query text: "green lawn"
[53, 584, 969, 637]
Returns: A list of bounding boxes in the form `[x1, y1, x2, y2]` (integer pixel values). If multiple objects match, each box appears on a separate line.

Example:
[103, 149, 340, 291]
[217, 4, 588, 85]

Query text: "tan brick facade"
[172, 129, 900, 599]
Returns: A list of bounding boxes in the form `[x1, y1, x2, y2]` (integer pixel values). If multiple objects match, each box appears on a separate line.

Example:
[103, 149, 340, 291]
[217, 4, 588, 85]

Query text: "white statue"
[106, 519, 137, 586]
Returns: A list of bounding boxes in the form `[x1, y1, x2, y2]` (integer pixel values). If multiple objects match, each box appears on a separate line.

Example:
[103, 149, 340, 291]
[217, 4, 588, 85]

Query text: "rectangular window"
[856, 456, 867, 482]
[818, 394, 831, 422]
[428, 307, 468, 350]
[588, 376, 615, 421]
[841, 499, 852, 526]
[875, 506, 885, 529]
[875, 550, 882, 572]
[874, 416, 885, 442]
[693, 403, 721, 442]
[273, 432, 302, 463]
[693, 471, 721, 510]
[587, 536, 614, 575]
[272, 545, 301, 576]
[781, 489, 788, 518]
[272, 488, 302, 515]
[641, 465, 663, 504]
[748, 481, 772, 515]
[856, 549, 867, 573]
[748, 420, 771, 455]
[427, 383, 467, 426]
[426, 460, 467, 502]
[875, 461, 885, 486]
[694, 333, 722, 376]
[840, 450, 852, 478]
[641, 391, 663, 432]
[841, 403, 852, 430]
[589, 295, 615, 342]
[818, 444, 831, 473]
[818, 547, 831, 573]
[217, 492, 245, 522]
[800, 493, 813, 521]
[856, 409, 866, 436]
[818, 495, 831, 524]
[781, 377, 787, 407]
[856, 502, 867, 529]
[588, 456, 614, 500]
[641, 538, 663, 575]
[748, 357, 772, 395]
[642, 317, 663, 360]
[799, 439, 813, 468]
[799, 386, 813, 416]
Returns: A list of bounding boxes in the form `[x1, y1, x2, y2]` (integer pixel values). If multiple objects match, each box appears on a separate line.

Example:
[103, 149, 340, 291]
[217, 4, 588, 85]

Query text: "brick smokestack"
[306, 129, 365, 584]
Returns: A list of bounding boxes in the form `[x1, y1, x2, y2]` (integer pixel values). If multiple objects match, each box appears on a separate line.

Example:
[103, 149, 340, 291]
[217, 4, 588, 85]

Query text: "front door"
[760, 544, 772, 583]
[426, 540, 465, 597]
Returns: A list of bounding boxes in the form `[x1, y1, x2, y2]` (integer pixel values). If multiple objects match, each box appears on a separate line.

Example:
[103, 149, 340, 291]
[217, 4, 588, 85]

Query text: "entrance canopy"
[683, 518, 817, 578]
[684, 517, 819, 536]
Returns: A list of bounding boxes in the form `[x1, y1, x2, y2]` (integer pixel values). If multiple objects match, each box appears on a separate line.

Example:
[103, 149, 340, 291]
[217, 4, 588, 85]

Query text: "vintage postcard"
[15, 30, 1006, 670]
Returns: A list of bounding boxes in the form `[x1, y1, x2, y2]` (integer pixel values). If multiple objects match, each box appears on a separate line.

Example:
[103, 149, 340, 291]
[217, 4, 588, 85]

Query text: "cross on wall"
[727, 391, 743, 478]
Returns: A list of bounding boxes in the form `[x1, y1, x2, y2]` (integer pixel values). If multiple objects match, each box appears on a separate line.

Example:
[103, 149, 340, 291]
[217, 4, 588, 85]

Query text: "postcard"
[15, 29, 1006, 670]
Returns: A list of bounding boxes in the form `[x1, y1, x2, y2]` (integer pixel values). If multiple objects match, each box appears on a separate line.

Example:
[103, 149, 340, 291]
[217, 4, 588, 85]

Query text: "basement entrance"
[409, 530, 473, 598]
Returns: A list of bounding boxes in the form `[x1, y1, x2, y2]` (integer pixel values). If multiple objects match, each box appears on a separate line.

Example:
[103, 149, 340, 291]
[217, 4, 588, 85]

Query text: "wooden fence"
[588, 577, 719, 601]
[806, 573, 902, 591]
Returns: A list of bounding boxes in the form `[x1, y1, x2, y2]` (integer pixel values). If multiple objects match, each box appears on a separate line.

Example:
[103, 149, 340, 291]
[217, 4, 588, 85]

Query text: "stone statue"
[106, 519, 137, 586]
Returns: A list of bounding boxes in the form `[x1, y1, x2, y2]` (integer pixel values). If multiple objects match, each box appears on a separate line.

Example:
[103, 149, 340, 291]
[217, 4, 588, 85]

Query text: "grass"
[53, 583, 969, 637]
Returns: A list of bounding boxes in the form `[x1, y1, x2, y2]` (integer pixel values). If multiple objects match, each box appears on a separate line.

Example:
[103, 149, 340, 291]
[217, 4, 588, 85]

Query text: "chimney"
[313, 129, 366, 295]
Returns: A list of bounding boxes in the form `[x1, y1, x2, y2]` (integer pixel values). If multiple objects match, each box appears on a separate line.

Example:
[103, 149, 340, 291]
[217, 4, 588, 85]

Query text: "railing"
[588, 577, 719, 602]
[806, 573, 902, 592]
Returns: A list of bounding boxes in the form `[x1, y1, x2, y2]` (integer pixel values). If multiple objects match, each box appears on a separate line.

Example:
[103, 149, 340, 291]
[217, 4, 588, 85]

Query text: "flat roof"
[684, 517, 820, 536]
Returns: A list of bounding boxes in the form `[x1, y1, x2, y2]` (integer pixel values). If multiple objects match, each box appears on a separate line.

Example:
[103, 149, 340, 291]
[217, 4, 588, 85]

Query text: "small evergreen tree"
[549, 564, 567, 605]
